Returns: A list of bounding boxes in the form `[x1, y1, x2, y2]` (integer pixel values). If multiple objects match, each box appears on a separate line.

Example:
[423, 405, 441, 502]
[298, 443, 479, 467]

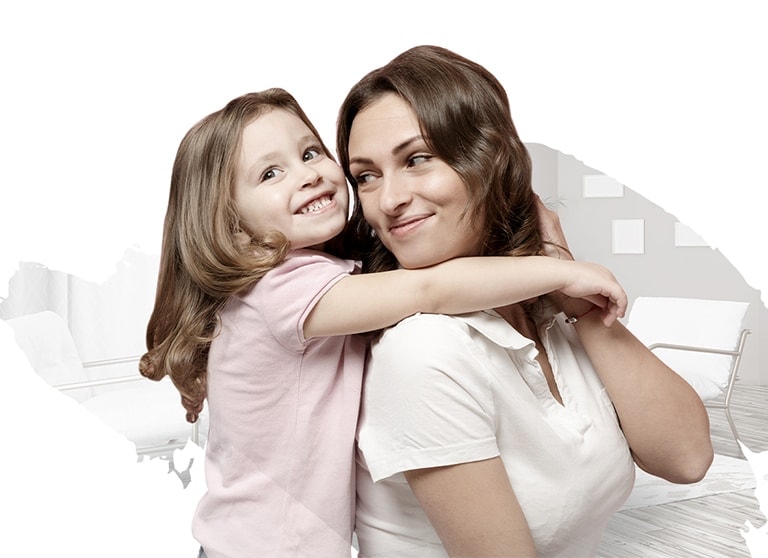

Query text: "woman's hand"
[537, 196, 573, 261]
[536, 197, 626, 325]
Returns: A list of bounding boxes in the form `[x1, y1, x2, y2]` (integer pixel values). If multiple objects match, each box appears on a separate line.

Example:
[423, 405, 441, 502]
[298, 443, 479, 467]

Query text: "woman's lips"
[388, 214, 430, 239]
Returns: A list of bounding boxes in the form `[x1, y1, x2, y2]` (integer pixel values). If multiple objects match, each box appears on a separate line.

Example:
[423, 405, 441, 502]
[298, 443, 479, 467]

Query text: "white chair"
[626, 296, 751, 447]
[6, 310, 207, 456]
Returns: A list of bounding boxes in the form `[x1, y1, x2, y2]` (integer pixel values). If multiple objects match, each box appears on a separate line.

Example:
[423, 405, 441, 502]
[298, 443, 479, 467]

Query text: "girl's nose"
[300, 165, 322, 189]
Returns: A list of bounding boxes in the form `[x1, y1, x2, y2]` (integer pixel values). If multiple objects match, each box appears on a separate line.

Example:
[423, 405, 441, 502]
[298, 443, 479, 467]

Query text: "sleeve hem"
[367, 437, 500, 483]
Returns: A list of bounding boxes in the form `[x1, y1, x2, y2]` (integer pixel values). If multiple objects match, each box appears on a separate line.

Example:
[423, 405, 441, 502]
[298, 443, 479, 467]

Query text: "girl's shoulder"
[278, 249, 359, 275]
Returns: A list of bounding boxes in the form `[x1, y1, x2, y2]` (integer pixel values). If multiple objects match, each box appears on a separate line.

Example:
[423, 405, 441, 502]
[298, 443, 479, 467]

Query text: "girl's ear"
[234, 230, 252, 250]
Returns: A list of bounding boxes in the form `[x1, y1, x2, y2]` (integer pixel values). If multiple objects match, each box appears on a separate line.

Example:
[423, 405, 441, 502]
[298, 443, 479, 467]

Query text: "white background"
[1, 1, 766, 555]
[2, 1, 766, 300]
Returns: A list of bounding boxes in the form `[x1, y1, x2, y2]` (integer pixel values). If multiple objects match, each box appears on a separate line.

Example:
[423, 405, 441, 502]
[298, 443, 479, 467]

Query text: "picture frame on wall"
[674, 222, 709, 247]
[583, 174, 624, 198]
[612, 219, 645, 254]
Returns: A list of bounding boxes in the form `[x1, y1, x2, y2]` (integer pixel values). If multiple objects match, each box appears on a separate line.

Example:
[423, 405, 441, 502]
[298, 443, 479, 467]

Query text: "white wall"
[530, 144, 765, 384]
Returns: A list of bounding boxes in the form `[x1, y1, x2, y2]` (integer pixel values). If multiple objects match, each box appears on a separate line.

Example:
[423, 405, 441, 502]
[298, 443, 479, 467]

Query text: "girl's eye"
[303, 147, 322, 162]
[260, 167, 283, 182]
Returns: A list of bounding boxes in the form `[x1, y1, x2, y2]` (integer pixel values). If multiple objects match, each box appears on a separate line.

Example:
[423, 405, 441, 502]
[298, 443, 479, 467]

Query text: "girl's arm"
[537, 199, 713, 483]
[404, 457, 537, 557]
[304, 256, 627, 338]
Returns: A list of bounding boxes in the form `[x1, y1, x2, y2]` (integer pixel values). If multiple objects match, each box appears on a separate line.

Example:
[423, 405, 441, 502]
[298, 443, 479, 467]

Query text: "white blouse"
[355, 310, 636, 558]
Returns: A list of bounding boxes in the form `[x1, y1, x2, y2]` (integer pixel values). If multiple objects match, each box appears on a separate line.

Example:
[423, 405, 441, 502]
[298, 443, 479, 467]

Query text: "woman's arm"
[404, 458, 537, 557]
[304, 255, 627, 337]
[537, 199, 713, 483]
[559, 304, 713, 483]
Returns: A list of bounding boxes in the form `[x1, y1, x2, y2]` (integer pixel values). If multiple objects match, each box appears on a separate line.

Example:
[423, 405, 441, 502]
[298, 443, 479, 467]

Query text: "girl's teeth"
[300, 196, 331, 214]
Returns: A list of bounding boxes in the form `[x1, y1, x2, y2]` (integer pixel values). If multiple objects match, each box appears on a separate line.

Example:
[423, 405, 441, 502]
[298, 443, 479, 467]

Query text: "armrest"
[56, 355, 204, 447]
[82, 356, 142, 368]
[55, 355, 142, 392]
[648, 343, 741, 357]
[648, 327, 751, 358]
[649, 329, 751, 404]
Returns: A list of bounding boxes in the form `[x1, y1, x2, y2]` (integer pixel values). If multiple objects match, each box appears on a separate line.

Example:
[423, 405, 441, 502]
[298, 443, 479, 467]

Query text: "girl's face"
[233, 108, 349, 251]
[348, 93, 482, 269]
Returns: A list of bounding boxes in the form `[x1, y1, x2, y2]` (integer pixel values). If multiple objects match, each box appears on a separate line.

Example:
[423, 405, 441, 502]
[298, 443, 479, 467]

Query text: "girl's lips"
[296, 193, 335, 215]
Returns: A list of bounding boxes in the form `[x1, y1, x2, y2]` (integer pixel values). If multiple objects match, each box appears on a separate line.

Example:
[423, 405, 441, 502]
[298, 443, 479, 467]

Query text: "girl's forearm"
[421, 256, 571, 314]
[305, 256, 575, 338]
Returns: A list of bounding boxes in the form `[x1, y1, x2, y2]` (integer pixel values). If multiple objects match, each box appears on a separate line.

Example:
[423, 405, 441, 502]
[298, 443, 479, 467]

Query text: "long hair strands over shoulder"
[141, 88, 333, 422]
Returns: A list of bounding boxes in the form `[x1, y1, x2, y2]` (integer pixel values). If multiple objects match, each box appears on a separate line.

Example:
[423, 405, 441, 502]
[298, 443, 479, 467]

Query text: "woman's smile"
[387, 213, 432, 238]
[348, 93, 482, 269]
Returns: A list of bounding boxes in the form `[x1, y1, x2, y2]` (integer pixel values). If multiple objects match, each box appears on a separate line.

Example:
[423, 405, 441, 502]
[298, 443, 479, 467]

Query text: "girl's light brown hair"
[141, 88, 336, 422]
[336, 45, 543, 273]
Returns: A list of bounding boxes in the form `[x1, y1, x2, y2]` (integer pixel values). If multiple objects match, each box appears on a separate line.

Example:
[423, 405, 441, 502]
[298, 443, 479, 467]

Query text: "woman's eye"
[354, 173, 374, 186]
[303, 147, 322, 162]
[407, 154, 431, 167]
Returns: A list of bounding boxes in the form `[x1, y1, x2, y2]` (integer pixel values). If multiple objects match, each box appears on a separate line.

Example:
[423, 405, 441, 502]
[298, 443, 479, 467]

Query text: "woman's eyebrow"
[392, 135, 424, 156]
[349, 135, 424, 166]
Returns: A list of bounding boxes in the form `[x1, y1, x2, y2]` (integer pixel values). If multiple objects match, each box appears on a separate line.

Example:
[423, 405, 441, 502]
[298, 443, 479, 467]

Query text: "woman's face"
[347, 93, 482, 269]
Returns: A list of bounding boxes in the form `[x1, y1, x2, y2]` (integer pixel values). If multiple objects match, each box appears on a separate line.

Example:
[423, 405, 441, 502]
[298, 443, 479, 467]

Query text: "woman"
[336, 45, 713, 557]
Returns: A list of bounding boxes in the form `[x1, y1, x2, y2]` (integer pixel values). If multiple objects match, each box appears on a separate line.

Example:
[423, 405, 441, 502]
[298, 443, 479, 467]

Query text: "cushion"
[6, 311, 93, 402]
[82, 376, 208, 449]
[627, 297, 749, 401]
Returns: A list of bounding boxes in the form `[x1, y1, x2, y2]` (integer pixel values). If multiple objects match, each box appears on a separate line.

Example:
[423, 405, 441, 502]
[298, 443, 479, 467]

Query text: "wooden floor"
[598, 384, 768, 558]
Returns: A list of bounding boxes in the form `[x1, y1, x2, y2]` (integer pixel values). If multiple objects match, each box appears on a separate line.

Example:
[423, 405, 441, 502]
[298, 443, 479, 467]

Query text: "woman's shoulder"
[377, 312, 473, 343]
[370, 312, 484, 372]
[365, 313, 492, 401]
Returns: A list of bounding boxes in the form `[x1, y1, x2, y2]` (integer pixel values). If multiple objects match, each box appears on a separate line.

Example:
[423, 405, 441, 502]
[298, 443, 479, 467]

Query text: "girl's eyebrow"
[243, 135, 319, 180]
[244, 153, 278, 182]
[349, 135, 424, 166]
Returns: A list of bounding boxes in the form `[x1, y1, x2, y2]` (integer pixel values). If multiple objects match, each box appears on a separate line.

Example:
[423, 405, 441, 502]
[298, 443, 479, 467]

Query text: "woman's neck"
[494, 303, 537, 339]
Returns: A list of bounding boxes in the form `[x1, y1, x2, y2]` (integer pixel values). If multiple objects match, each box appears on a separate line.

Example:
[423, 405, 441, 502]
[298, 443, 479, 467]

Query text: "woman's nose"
[379, 174, 411, 214]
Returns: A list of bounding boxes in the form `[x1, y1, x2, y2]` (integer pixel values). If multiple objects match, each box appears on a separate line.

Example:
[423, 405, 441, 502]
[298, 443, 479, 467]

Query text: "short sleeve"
[247, 250, 358, 352]
[358, 313, 500, 482]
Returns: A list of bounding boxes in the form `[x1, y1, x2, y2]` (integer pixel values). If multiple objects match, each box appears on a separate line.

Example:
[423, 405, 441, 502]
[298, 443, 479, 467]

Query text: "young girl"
[140, 88, 627, 558]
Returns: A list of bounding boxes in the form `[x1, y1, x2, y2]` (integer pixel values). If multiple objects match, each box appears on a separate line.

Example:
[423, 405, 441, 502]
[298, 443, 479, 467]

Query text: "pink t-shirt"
[193, 249, 365, 558]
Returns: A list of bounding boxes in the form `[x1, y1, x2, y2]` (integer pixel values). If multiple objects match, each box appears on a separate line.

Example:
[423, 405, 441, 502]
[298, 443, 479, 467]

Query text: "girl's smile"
[234, 108, 349, 251]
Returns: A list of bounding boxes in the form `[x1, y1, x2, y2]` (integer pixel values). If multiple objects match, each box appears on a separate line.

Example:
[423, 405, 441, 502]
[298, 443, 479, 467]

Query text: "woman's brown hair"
[336, 45, 543, 273]
[141, 88, 337, 422]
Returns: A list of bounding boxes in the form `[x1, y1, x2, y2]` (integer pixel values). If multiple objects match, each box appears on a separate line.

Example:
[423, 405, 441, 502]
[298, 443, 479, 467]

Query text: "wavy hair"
[141, 88, 336, 422]
[336, 45, 543, 274]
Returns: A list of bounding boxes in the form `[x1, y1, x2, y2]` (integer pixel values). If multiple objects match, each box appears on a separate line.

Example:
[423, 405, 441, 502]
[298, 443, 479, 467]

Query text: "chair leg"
[723, 407, 742, 457]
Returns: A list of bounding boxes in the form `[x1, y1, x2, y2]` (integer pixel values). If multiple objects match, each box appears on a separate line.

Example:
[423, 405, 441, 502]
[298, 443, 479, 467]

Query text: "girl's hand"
[557, 261, 627, 326]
